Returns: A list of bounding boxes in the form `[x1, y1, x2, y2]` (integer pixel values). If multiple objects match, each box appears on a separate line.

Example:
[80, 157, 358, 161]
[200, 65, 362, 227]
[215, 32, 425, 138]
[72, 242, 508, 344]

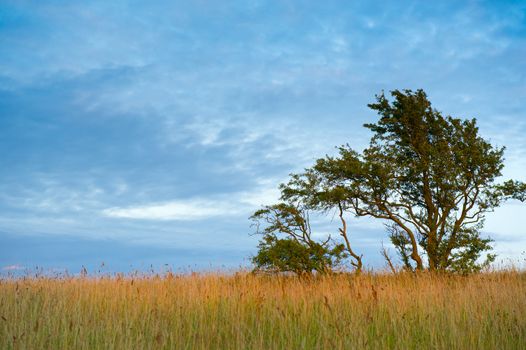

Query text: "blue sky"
[1, 0, 525, 274]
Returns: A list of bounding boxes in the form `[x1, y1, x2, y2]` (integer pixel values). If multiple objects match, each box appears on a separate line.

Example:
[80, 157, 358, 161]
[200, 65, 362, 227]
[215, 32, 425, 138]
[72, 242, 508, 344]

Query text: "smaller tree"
[250, 203, 346, 275]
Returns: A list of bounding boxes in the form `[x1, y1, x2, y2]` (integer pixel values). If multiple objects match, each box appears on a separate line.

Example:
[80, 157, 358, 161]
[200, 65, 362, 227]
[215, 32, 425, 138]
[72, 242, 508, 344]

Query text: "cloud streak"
[103, 199, 240, 221]
[102, 185, 281, 221]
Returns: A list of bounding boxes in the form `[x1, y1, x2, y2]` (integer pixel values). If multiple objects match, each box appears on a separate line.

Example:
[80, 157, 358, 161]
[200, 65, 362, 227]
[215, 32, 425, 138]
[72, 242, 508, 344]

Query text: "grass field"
[1, 270, 525, 349]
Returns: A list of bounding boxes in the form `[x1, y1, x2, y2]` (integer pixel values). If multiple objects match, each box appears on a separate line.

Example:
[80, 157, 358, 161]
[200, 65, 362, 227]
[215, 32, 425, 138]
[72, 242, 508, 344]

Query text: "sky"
[1, 0, 525, 274]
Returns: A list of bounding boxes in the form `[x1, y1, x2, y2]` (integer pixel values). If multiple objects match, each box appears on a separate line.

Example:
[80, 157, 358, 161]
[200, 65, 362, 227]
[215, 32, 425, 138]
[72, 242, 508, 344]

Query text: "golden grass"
[1, 271, 525, 349]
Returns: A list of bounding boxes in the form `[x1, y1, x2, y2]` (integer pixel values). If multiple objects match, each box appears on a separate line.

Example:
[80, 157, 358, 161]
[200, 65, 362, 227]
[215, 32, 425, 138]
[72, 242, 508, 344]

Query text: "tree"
[250, 203, 347, 275]
[276, 89, 525, 273]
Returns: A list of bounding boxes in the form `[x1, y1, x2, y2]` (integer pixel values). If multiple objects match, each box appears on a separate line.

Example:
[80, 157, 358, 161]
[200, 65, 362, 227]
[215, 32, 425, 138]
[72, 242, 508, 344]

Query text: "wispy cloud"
[102, 185, 280, 221]
[103, 199, 239, 221]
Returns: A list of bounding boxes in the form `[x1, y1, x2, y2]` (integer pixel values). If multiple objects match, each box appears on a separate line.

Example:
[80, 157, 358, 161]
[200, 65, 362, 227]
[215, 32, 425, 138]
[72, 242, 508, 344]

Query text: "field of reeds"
[1, 271, 525, 349]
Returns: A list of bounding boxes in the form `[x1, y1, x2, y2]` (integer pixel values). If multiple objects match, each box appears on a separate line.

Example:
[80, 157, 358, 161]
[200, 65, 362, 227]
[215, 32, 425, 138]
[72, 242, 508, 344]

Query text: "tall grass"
[1, 271, 525, 349]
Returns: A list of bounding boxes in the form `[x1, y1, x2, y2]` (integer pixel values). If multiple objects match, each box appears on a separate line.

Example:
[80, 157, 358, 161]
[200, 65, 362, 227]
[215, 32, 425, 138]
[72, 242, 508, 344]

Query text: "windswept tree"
[253, 89, 526, 274]
[282, 89, 526, 272]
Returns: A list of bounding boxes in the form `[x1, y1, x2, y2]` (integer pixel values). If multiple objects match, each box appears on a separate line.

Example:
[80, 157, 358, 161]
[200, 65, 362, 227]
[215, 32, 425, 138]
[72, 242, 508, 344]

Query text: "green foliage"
[445, 225, 496, 274]
[252, 234, 346, 275]
[495, 180, 526, 202]
[250, 203, 347, 275]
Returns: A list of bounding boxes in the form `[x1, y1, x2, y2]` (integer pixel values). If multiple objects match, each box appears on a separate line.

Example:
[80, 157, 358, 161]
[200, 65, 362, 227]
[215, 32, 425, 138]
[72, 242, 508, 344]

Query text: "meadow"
[1, 270, 525, 349]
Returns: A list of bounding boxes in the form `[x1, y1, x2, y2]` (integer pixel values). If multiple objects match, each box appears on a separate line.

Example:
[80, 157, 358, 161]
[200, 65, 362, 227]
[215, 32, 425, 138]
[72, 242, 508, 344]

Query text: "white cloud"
[102, 185, 281, 221]
[103, 199, 240, 221]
